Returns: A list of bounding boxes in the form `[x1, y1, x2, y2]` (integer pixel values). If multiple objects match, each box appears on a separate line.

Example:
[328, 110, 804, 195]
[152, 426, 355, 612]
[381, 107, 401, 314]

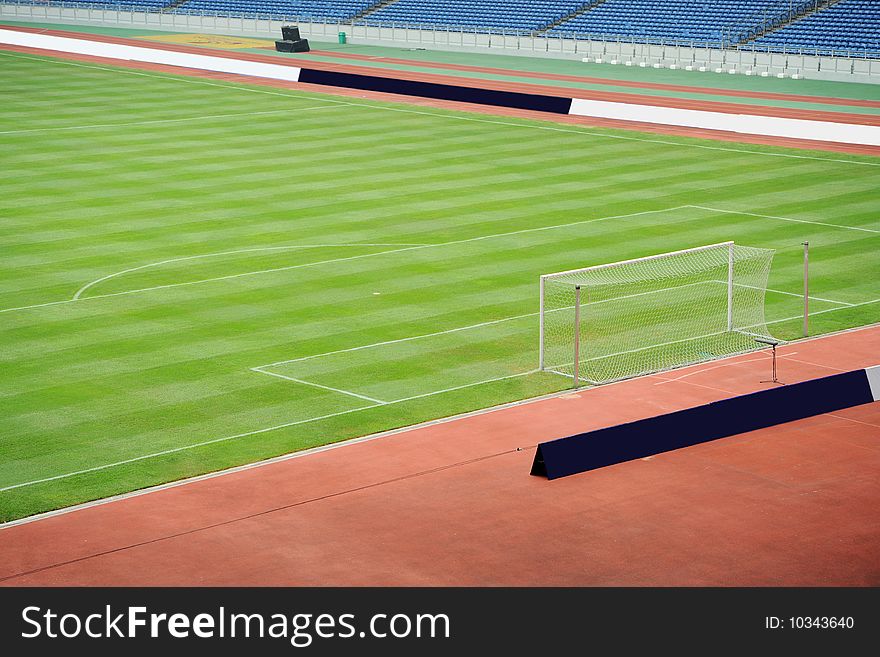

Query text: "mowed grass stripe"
[3, 205, 872, 328]
[0, 54, 878, 520]
[1, 209, 873, 345]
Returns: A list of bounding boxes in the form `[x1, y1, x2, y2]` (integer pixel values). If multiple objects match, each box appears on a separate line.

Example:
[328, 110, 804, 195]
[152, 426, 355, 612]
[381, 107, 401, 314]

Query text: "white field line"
[253, 367, 538, 406]
[0, 298, 74, 315]
[765, 297, 880, 326]
[255, 280, 715, 370]
[258, 310, 541, 368]
[72, 243, 429, 300]
[0, 266, 851, 318]
[780, 355, 849, 373]
[2, 50, 879, 168]
[255, 277, 841, 416]
[652, 351, 800, 385]
[0, 147, 880, 313]
[545, 327, 732, 372]
[724, 280, 855, 306]
[251, 367, 389, 405]
[543, 310, 813, 376]
[255, 277, 852, 378]
[29, 206, 690, 312]
[0, 204, 687, 313]
[0, 261, 872, 492]
[4, 321, 877, 520]
[0, 368, 537, 493]
[689, 205, 880, 234]
[543, 368, 577, 382]
[0, 106, 341, 136]
[546, 338, 792, 386]
[0, 51, 875, 492]
[8, 201, 871, 313]
[388, 369, 538, 403]
[0, 403, 378, 493]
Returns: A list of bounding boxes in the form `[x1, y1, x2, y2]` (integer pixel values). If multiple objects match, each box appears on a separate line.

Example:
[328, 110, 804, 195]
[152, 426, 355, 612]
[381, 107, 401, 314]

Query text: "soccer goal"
[539, 241, 776, 386]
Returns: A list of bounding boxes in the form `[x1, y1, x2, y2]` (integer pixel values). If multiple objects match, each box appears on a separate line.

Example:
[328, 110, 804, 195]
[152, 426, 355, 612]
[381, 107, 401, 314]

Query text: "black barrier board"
[297, 68, 574, 114]
[533, 368, 874, 479]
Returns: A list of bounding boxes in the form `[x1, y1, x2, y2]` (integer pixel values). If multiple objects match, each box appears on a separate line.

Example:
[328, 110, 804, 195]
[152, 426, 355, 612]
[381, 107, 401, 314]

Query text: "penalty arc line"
[3, 204, 868, 315]
[71, 242, 431, 301]
[0, 51, 878, 494]
[70, 207, 689, 300]
[2, 206, 690, 313]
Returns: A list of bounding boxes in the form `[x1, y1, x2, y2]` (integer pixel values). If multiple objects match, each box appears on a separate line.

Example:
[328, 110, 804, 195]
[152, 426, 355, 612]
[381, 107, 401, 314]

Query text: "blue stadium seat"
[547, 0, 792, 44]
[31, 0, 172, 10]
[361, 1, 589, 33]
[752, 0, 880, 56]
[33, 0, 879, 56]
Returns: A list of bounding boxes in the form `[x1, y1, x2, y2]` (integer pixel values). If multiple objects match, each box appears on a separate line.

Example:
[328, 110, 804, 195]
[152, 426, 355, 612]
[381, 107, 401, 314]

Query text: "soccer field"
[1, 50, 878, 521]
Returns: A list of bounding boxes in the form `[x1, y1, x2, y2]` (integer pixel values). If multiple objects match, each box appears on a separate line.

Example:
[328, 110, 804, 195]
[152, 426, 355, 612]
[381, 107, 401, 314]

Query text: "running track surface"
[1, 325, 878, 586]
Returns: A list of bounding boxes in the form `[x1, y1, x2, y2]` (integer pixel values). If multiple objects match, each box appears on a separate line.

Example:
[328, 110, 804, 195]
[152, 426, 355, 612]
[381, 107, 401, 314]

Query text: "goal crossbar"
[540, 241, 734, 281]
[539, 241, 775, 386]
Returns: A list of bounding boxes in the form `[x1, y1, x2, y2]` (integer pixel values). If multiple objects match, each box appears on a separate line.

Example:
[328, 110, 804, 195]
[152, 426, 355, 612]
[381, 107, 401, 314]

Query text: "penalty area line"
[0, 369, 538, 494]
[765, 297, 880, 326]
[4, 321, 878, 516]
[251, 367, 389, 405]
[689, 205, 880, 235]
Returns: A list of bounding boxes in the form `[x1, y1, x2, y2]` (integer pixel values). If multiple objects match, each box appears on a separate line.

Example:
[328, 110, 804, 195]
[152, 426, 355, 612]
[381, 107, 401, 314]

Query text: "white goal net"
[539, 241, 776, 385]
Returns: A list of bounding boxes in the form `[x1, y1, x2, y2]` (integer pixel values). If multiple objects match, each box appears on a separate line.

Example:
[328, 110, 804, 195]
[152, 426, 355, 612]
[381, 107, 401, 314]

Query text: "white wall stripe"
[0, 28, 302, 82]
[3, 27, 879, 149]
[569, 97, 880, 147]
[2, 50, 878, 168]
[866, 365, 880, 402]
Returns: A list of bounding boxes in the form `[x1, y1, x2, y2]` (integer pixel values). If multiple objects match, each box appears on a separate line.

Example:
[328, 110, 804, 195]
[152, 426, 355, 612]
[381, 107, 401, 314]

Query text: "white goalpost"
[539, 241, 777, 386]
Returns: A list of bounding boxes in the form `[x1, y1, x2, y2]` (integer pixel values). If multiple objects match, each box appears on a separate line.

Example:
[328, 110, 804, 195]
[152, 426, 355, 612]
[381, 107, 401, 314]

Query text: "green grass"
[0, 50, 878, 522]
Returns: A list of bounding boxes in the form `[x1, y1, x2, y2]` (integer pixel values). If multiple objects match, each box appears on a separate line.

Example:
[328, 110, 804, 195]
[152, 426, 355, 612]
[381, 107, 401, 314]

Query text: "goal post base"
[540, 328, 784, 387]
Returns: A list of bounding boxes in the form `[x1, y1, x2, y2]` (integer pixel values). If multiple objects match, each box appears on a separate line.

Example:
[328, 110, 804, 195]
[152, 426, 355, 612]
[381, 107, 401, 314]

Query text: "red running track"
[1, 325, 878, 586]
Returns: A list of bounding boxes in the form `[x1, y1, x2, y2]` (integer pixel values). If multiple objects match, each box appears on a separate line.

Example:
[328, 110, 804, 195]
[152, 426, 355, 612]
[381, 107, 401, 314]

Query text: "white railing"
[722, 0, 833, 44]
[1, 2, 877, 81]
